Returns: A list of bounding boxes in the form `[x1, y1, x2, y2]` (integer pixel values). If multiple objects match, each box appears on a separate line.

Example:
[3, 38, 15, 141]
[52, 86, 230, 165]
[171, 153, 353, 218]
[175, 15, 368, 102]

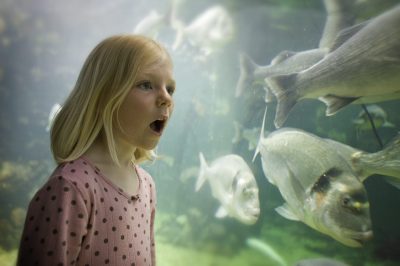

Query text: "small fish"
[133, 0, 179, 38]
[232, 121, 262, 151]
[196, 152, 260, 225]
[46, 103, 62, 132]
[269, 5, 400, 128]
[351, 133, 400, 188]
[352, 104, 395, 131]
[295, 258, 349, 266]
[173, 5, 234, 57]
[254, 110, 372, 247]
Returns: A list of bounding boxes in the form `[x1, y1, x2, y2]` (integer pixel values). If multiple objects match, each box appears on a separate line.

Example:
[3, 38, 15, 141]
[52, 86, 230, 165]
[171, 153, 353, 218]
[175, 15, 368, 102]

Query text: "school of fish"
[127, 0, 400, 255]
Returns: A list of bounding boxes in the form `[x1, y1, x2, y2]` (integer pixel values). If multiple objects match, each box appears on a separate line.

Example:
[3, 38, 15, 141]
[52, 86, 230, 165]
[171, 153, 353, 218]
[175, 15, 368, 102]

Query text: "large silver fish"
[235, 49, 327, 99]
[269, 5, 400, 128]
[235, 0, 355, 99]
[255, 126, 372, 247]
[196, 152, 260, 225]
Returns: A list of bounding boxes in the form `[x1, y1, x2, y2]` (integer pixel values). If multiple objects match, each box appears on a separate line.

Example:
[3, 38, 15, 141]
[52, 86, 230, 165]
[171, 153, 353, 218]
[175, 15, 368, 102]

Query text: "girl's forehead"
[140, 59, 173, 75]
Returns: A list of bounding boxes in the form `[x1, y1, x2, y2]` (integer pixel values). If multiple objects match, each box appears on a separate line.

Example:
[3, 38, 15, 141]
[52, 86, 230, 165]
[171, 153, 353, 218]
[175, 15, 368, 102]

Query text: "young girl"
[17, 34, 176, 266]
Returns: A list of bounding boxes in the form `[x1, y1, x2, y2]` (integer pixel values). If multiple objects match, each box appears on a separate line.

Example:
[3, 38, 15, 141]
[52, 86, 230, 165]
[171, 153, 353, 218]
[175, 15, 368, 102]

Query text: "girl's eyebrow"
[168, 79, 176, 87]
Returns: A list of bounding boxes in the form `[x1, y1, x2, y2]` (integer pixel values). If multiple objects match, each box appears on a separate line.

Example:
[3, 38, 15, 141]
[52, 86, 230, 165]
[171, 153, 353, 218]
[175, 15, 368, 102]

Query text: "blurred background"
[1, 0, 400, 265]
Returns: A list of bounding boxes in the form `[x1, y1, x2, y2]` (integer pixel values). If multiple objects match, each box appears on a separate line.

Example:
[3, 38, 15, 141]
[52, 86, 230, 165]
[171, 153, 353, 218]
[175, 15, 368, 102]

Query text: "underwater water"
[1, 0, 400, 265]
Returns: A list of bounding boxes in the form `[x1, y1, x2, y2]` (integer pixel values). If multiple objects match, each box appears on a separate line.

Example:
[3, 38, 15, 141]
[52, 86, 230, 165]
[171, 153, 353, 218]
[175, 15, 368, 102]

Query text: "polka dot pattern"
[17, 157, 157, 266]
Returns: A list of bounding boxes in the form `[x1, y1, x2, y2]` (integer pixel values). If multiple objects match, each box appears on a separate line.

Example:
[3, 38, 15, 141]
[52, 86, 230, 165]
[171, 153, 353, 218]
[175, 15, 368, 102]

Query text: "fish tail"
[266, 74, 298, 128]
[196, 152, 208, 191]
[165, 0, 179, 26]
[235, 53, 258, 97]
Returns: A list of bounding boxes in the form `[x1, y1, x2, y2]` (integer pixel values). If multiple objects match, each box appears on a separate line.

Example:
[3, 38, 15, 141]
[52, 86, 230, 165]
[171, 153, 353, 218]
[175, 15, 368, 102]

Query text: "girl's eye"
[167, 86, 175, 96]
[137, 81, 152, 90]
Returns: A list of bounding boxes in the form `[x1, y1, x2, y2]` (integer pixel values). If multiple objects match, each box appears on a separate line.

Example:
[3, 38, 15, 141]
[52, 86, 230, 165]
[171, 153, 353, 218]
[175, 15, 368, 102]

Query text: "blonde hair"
[51, 34, 172, 165]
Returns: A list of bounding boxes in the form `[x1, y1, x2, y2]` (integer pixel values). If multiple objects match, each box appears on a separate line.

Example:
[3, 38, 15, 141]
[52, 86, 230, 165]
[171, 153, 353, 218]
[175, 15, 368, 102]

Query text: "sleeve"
[17, 176, 89, 266]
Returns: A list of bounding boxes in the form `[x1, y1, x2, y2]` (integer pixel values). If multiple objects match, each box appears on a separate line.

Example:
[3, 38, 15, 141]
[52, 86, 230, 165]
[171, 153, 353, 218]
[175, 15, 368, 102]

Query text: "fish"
[246, 237, 350, 266]
[246, 238, 287, 266]
[173, 5, 234, 57]
[235, 49, 328, 99]
[46, 103, 62, 132]
[232, 121, 262, 151]
[254, 111, 372, 246]
[235, 0, 355, 98]
[319, 0, 356, 49]
[351, 133, 400, 188]
[195, 152, 260, 225]
[269, 5, 400, 128]
[133, 0, 179, 38]
[352, 104, 395, 131]
[294, 258, 350, 266]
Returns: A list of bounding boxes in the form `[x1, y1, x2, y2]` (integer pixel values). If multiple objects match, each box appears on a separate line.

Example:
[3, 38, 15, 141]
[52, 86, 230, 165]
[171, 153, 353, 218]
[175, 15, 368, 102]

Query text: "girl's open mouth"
[150, 119, 166, 134]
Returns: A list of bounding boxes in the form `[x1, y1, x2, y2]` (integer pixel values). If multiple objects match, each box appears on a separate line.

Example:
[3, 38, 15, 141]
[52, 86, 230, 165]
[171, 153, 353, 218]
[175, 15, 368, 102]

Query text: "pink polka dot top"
[17, 156, 157, 266]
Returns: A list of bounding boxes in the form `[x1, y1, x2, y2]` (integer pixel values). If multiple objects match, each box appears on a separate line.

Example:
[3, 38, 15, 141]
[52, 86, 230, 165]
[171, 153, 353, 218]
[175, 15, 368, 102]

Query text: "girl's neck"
[84, 133, 136, 169]
[83, 134, 139, 195]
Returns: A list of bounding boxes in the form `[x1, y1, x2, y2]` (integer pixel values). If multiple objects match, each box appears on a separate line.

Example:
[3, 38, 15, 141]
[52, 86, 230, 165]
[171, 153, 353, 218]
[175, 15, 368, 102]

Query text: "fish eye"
[342, 196, 351, 207]
[325, 167, 342, 178]
[231, 172, 240, 191]
[311, 171, 332, 194]
[242, 187, 255, 198]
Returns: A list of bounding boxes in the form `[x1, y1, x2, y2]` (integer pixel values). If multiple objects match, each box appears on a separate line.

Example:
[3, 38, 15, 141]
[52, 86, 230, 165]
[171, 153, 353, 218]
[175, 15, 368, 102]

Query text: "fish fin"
[330, 21, 369, 51]
[253, 105, 268, 162]
[384, 177, 400, 190]
[319, 95, 359, 116]
[235, 53, 257, 97]
[165, 0, 180, 27]
[350, 151, 371, 182]
[275, 204, 300, 221]
[270, 50, 296, 65]
[232, 121, 242, 144]
[263, 86, 275, 103]
[383, 121, 395, 128]
[215, 206, 228, 218]
[172, 20, 186, 50]
[266, 74, 298, 128]
[195, 152, 208, 191]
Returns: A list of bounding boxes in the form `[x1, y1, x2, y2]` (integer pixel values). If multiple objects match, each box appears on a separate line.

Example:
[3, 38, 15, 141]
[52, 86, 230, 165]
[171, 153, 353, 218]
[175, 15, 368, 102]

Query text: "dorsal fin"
[271, 50, 296, 65]
[253, 105, 268, 162]
[330, 20, 369, 51]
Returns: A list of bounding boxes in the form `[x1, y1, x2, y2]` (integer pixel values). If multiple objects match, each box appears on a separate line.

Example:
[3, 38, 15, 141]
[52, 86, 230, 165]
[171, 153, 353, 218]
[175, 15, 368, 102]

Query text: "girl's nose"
[157, 87, 173, 107]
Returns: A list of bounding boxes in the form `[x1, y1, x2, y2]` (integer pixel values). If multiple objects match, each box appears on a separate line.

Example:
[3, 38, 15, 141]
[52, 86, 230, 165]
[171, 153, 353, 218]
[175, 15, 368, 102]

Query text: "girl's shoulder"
[46, 157, 101, 196]
[135, 165, 155, 188]
[54, 157, 98, 181]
